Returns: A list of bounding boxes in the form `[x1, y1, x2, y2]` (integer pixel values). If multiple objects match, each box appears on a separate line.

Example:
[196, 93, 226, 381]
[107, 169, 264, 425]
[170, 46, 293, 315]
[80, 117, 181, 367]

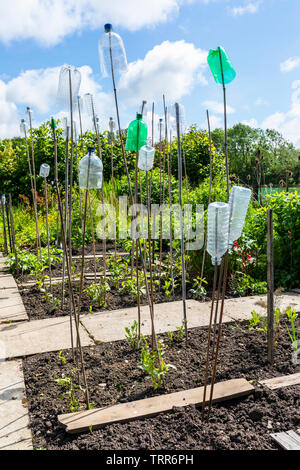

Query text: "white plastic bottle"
[138, 145, 155, 172]
[98, 24, 127, 78]
[39, 163, 50, 178]
[228, 186, 251, 248]
[207, 202, 230, 265]
[79, 147, 103, 190]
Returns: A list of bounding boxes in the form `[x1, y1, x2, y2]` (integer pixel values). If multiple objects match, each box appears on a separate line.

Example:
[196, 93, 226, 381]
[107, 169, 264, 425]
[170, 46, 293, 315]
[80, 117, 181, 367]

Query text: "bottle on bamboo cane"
[138, 144, 155, 172]
[207, 46, 236, 84]
[57, 65, 81, 110]
[207, 202, 229, 266]
[39, 163, 50, 178]
[98, 24, 127, 78]
[228, 186, 252, 249]
[125, 113, 148, 151]
[79, 147, 103, 190]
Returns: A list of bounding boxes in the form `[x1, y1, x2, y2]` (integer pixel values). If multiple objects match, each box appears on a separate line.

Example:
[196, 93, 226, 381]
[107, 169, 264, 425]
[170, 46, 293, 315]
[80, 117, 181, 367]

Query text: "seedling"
[125, 320, 142, 350]
[54, 368, 82, 412]
[138, 337, 176, 390]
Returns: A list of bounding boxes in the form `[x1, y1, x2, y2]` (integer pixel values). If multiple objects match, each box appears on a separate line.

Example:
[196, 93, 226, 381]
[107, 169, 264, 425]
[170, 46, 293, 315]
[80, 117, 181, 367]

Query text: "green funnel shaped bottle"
[125, 113, 148, 151]
[207, 46, 236, 85]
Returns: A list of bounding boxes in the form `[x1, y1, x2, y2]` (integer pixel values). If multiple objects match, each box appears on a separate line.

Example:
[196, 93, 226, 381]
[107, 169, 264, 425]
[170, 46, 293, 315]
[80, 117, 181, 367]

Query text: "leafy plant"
[284, 306, 299, 352]
[138, 337, 176, 390]
[84, 279, 111, 309]
[125, 320, 142, 350]
[54, 368, 82, 412]
[189, 276, 207, 299]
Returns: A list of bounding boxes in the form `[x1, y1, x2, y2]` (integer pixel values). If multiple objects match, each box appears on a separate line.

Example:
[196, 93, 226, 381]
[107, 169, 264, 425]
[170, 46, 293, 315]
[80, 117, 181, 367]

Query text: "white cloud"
[261, 80, 300, 146]
[280, 56, 300, 73]
[118, 40, 208, 105]
[231, 1, 261, 16]
[242, 118, 258, 127]
[0, 39, 209, 138]
[0, 0, 205, 46]
[202, 100, 235, 115]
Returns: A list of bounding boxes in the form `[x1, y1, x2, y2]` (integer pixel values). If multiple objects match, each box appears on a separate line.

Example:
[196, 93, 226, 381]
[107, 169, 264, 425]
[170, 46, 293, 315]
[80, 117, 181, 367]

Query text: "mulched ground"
[23, 322, 300, 450]
[19, 280, 193, 320]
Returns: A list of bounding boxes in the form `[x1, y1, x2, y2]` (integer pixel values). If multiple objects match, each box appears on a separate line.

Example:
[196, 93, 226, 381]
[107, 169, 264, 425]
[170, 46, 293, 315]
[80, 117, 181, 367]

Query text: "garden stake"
[199, 110, 213, 287]
[175, 103, 188, 343]
[62, 122, 70, 306]
[218, 48, 230, 200]
[77, 96, 84, 226]
[52, 119, 90, 408]
[135, 149, 141, 339]
[68, 68, 75, 270]
[109, 117, 117, 260]
[201, 263, 218, 419]
[267, 208, 274, 365]
[158, 118, 164, 292]
[104, 24, 161, 361]
[163, 98, 175, 297]
[27, 107, 41, 258]
[5, 200, 12, 254]
[8, 194, 19, 276]
[0, 196, 8, 255]
[43, 174, 52, 292]
[206, 251, 229, 420]
[77, 148, 93, 320]
[211, 257, 224, 359]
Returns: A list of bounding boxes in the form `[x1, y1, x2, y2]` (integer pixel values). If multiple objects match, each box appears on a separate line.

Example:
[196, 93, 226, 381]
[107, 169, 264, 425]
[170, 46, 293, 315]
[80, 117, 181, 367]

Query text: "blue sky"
[1, 0, 300, 146]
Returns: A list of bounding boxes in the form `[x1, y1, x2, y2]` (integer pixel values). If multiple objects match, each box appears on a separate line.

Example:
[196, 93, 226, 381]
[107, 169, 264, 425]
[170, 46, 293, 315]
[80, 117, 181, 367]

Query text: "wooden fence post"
[267, 208, 274, 364]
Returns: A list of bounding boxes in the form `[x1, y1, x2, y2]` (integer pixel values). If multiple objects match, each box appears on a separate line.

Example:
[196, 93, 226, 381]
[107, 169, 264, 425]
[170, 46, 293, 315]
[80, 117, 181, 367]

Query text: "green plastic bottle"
[125, 113, 148, 151]
[207, 46, 236, 85]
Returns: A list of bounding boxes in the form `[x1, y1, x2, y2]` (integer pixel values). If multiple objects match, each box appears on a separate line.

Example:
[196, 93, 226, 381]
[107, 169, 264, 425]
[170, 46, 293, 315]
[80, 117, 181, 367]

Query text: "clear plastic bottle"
[57, 65, 81, 110]
[228, 186, 251, 248]
[207, 201, 230, 265]
[79, 147, 103, 190]
[138, 144, 155, 171]
[125, 113, 148, 151]
[20, 119, 27, 135]
[98, 24, 127, 78]
[39, 163, 50, 178]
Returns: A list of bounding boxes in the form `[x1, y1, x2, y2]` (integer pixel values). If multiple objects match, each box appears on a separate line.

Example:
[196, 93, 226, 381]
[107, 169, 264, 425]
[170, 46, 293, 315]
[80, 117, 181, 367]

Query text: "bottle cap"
[87, 146, 95, 153]
[104, 24, 112, 33]
[136, 113, 143, 120]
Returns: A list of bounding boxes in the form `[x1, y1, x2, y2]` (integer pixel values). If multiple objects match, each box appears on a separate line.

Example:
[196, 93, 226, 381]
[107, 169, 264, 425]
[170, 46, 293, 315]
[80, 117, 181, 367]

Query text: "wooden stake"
[0, 197, 8, 255]
[8, 194, 19, 276]
[175, 103, 188, 343]
[44, 176, 52, 292]
[267, 208, 274, 365]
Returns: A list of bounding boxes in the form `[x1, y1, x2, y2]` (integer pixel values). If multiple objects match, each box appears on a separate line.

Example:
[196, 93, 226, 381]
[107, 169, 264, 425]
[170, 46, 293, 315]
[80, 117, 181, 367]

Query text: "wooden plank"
[270, 431, 300, 450]
[58, 378, 254, 434]
[259, 373, 300, 390]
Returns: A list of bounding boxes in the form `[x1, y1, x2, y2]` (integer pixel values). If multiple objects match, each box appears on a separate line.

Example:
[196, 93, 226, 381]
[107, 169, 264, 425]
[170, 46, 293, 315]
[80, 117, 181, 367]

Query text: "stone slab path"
[0, 316, 93, 359]
[81, 300, 232, 343]
[0, 360, 33, 450]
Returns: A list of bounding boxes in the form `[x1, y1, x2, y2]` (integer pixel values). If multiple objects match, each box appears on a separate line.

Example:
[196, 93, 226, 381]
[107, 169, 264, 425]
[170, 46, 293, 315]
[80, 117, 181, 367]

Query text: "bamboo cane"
[8, 194, 19, 276]
[1, 197, 8, 255]
[175, 103, 188, 343]
[44, 176, 52, 293]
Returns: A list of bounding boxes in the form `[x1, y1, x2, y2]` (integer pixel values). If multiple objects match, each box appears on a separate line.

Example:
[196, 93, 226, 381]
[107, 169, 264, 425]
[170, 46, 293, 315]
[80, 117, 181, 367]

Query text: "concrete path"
[0, 316, 93, 359]
[81, 300, 231, 343]
[80, 293, 300, 344]
[0, 360, 33, 450]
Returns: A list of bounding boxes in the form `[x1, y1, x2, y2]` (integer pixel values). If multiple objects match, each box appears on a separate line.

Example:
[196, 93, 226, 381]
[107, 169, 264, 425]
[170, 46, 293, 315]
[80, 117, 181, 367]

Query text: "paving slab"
[0, 274, 18, 289]
[81, 300, 233, 343]
[0, 360, 33, 450]
[0, 287, 28, 323]
[223, 293, 300, 321]
[0, 258, 9, 272]
[0, 316, 93, 358]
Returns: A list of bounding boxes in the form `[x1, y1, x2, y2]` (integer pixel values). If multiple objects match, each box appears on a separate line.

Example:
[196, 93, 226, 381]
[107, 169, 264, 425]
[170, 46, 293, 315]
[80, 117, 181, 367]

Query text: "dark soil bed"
[23, 323, 300, 450]
[19, 281, 194, 320]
